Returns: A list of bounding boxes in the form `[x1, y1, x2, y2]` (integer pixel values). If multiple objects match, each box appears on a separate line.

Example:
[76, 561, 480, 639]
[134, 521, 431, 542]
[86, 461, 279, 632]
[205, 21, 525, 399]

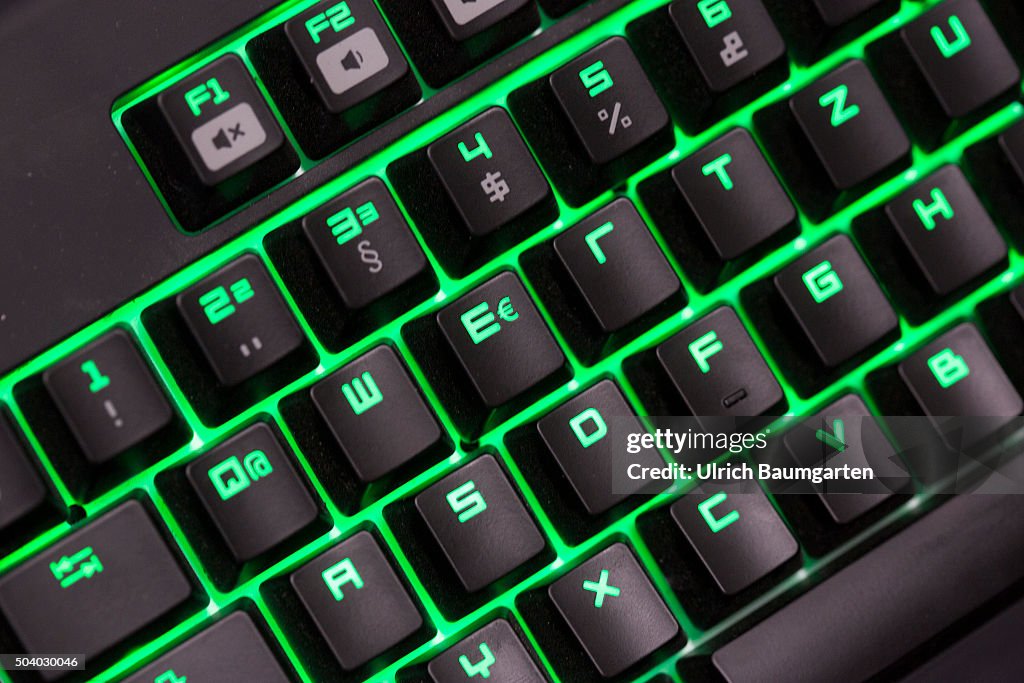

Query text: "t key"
[290, 531, 423, 671]
[311, 345, 444, 482]
[43, 329, 175, 463]
[285, 0, 411, 114]
[303, 178, 430, 310]
[550, 37, 670, 166]
[656, 306, 784, 425]
[899, 323, 1023, 449]
[428, 619, 546, 683]
[773, 235, 898, 367]
[790, 60, 910, 190]
[437, 272, 566, 411]
[159, 55, 286, 186]
[187, 423, 319, 563]
[548, 543, 679, 677]
[122, 612, 291, 683]
[428, 107, 551, 238]
[669, 0, 786, 93]
[177, 254, 305, 387]
[415, 454, 545, 591]
[883, 164, 1006, 296]
[0, 500, 195, 678]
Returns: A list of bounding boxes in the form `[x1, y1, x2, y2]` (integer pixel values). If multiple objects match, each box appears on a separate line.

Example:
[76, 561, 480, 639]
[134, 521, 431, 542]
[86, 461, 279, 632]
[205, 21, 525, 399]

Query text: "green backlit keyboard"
[3, 0, 1024, 681]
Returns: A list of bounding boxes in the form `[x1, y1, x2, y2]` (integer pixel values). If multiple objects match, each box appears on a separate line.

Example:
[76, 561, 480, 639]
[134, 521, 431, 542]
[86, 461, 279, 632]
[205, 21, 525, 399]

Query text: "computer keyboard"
[2, 0, 1024, 681]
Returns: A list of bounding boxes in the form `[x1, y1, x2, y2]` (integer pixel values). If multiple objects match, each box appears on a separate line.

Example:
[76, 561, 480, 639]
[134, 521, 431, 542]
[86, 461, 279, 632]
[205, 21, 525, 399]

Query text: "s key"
[43, 329, 175, 464]
[0, 500, 196, 680]
[177, 254, 305, 387]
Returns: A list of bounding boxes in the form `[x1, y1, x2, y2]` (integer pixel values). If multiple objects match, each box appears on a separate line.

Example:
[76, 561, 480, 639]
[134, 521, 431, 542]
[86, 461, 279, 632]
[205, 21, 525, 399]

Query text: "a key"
[186, 422, 319, 563]
[901, 0, 1019, 122]
[177, 254, 305, 387]
[653, 306, 785, 426]
[158, 55, 287, 186]
[429, 0, 531, 41]
[552, 198, 681, 336]
[0, 410, 48, 534]
[289, 531, 423, 671]
[669, 0, 786, 94]
[122, 612, 291, 683]
[883, 165, 1006, 296]
[415, 454, 546, 592]
[898, 323, 1023, 449]
[537, 380, 667, 516]
[427, 618, 546, 683]
[285, 0, 411, 115]
[671, 128, 797, 262]
[773, 235, 898, 368]
[42, 329, 175, 464]
[789, 60, 910, 192]
[421, 271, 567, 437]
[0, 500, 195, 679]
[782, 394, 907, 523]
[303, 178, 430, 310]
[547, 543, 679, 678]
[390, 107, 556, 276]
[762, 0, 898, 64]
[712, 490, 1024, 682]
[551, 37, 670, 167]
[671, 475, 798, 595]
[378, 0, 539, 87]
[312, 345, 444, 483]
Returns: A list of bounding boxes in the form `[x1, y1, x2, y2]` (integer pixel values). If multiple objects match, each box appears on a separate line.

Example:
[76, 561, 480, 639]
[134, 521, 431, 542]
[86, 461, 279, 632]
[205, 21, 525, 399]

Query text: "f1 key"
[159, 55, 285, 186]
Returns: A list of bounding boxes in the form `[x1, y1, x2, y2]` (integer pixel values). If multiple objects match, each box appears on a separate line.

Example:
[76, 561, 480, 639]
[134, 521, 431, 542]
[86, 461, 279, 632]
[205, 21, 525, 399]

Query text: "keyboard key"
[883, 165, 1006, 296]
[669, 0, 786, 94]
[1004, 120, 1024, 185]
[552, 198, 680, 334]
[789, 60, 910, 192]
[0, 501, 195, 677]
[429, 108, 551, 239]
[898, 323, 1023, 449]
[429, 0, 531, 41]
[290, 531, 423, 671]
[671, 475, 797, 594]
[773, 235, 898, 368]
[511, 37, 673, 206]
[158, 55, 286, 186]
[379, 0, 539, 87]
[537, 380, 666, 516]
[900, 0, 1019, 121]
[311, 346, 444, 483]
[284, 0, 411, 115]
[390, 108, 557, 276]
[415, 454, 545, 592]
[712, 490, 1024, 682]
[186, 423, 319, 563]
[654, 306, 785, 426]
[177, 254, 305, 387]
[551, 37, 670, 167]
[547, 543, 679, 677]
[762, 0, 897, 64]
[0, 410, 48, 534]
[961, 120, 1024, 253]
[42, 329, 174, 464]
[303, 178, 430, 310]
[417, 271, 567, 437]
[122, 612, 291, 683]
[427, 618, 545, 683]
[671, 128, 796, 261]
[537, 0, 589, 17]
[781, 394, 907, 523]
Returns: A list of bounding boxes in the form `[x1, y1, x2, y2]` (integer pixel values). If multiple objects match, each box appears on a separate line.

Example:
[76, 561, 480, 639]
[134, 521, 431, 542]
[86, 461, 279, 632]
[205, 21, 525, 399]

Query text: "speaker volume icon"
[340, 50, 364, 71]
[212, 128, 232, 150]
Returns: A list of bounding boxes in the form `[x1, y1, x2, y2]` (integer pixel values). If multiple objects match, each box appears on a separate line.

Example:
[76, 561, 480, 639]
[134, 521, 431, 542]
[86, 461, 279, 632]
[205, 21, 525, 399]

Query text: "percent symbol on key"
[597, 102, 632, 135]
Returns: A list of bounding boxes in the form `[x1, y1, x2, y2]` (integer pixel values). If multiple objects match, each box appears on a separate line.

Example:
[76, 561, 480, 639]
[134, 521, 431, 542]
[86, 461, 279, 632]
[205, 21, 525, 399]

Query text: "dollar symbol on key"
[357, 240, 383, 274]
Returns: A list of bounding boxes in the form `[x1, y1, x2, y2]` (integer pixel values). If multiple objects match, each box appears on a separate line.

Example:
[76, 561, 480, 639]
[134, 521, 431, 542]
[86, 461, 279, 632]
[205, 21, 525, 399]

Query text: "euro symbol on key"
[497, 296, 518, 322]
